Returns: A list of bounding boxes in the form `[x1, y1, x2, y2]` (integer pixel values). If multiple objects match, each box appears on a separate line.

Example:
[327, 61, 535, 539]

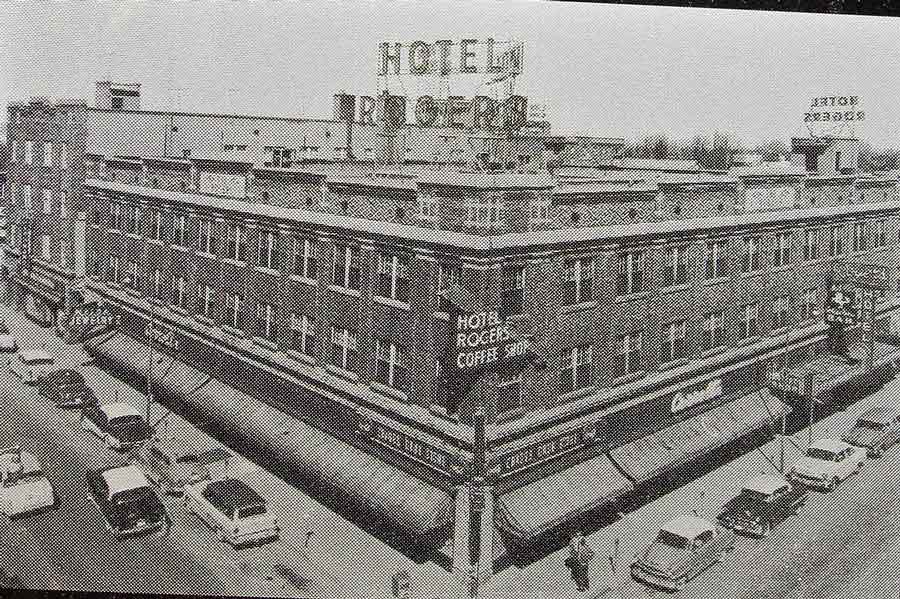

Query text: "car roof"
[101, 465, 151, 494]
[660, 515, 713, 539]
[810, 438, 852, 453]
[743, 474, 789, 495]
[46, 369, 85, 382]
[202, 478, 265, 512]
[0, 449, 41, 475]
[99, 402, 141, 419]
[18, 349, 53, 362]
[858, 406, 900, 424]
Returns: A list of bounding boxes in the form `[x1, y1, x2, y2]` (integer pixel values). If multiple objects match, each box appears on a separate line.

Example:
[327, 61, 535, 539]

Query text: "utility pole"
[806, 373, 817, 449]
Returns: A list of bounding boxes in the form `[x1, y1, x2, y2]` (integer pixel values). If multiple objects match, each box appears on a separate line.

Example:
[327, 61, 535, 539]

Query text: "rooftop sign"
[378, 39, 523, 80]
[804, 96, 865, 124]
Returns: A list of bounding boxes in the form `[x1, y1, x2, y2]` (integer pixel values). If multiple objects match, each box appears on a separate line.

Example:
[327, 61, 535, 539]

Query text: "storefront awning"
[495, 453, 634, 541]
[150, 360, 210, 405]
[85, 332, 172, 387]
[609, 391, 790, 484]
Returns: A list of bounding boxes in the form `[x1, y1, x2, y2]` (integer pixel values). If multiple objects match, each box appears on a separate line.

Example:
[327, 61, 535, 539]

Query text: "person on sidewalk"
[567, 531, 595, 592]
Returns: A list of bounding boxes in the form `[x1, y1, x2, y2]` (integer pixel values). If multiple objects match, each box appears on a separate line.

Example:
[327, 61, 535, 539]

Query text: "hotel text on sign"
[453, 310, 528, 371]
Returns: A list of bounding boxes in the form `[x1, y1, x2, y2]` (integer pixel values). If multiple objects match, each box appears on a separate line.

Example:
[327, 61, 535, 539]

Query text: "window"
[197, 219, 218, 255]
[660, 320, 687, 363]
[803, 229, 820, 261]
[663, 246, 688, 286]
[829, 225, 845, 257]
[800, 288, 818, 321]
[702, 311, 726, 351]
[40, 234, 51, 260]
[290, 236, 317, 279]
[741, 237, 761, 273]
[774, 232, 791, 267]
[268, 147, 294, 168]
[43, 142, 52, 167]
[874, 220, 886, 247]
[500, 265, 525, 316]
[255, 302, 278, 341]
[42, 189, 52, 215]
[418, 193, 438, 221]
[109, 202, 123, 230]
[614, 332, 642, 378]
[22, 184, 31, 207]
[59, 145, 67, 169]
[772, 295, 790, 329]
[465, 194, 505, 228]
[437, 263, 461, 313]
[174, 215, 188, 247]
[618, 251, 646, 294]
[149, 210, 162, 241]
[125, 260, 140, 291]
[172, 275, 188, 309]
[199, 284, 216, 318]
[332, 244, 360, 290]
[329, 327, 358, 374]
[529, 197, 551, 227]
[376, 253, 410, 303]
[563, 258, 593, 305]
[108, 255, 121, 283]
[257, 230, 278, 270]
[289, 313, 316, 357]
[126, 206, 141, 234]
[375, 340, 409, 392]
[9, 140, 16, 163]
[225, 224, 247, 262]
[561, 344, 594, 393]
[853, 222, 867, 252]
[150, 269, 162, 299]
[497, 372, 522, 414]
[705, 241, 727, 279]
[24, 141, 33, 165]
[740, 303, 759, 340]
[224, 292, 244, 329]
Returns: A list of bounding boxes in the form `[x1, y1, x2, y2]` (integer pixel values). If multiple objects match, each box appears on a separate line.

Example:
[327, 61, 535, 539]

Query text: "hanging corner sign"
[825, 285, 857, 326]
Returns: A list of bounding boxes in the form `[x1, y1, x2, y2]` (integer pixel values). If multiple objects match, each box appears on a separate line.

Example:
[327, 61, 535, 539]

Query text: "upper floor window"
[800, 288, 818, 321]
[223, 292, 244, 330]
[774, 232, 791, 267]
[24, 141, 33, 165]
[42, 189, 52, 215]
[107, 255, 121, 284]
[43, 142, 53, 167]
[614, 332, 642, 378]
[740, 303, 759, 340]
[289, 313, 316, 357]
[290, 236, 317, 279]
[225, 224, 247, 262]
[60, 190, 68, 219]
[874, 220, 887, 247]
[705, 240, 727, 279]
[663, 246, 688, 287]
[803, 229, 820, 261]
[829, 224, 845, 257]
[172, 274, 188, 309]
[561, 343, 593, 393]
[255, 302, 278, 341]
[529, 197, 552, 228]
[465, 194, 505, 229]
[618, 251, 646, 295]
[772, 295, 790, 330]
[563, 258, 593, 305]
[437, 263, 461, 313]
[125, 206, 141, 235]
[59, 145, 67, 170]
[660, 320, 687, 363]
[332, 244, 361, 291]
[741, 237, 761, 273]
[497, 371, 522, 415]
[125, 260, 140, 291]
[199, 284, 216, 318]
[150, 269, 162, 300]
[853, 222, 867, 252]
[702, 311, 726, 352]
[197, 219, 218, 255]
[257, 230, 278, 270]
[417, 193, 438, 222]
[149, 210, 162, 241]
[500, 265, 525, 316]
[109, 202, 123, 230]
[173, 215, 188, 247]
[376, 253, 410, 303]
[329, 327, 359, 374]
[375, 339, 409, 393]
[9, 140, 16, 163]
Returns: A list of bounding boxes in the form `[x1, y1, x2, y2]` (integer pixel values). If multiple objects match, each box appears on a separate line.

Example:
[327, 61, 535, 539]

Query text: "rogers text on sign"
[453, 310, 528, 370]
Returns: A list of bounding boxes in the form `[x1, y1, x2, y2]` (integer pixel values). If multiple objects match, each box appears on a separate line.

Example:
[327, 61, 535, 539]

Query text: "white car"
[80, 403, 152, 451]
[182, 477, 279, 547]
[788, 438, 866, 491]
[0, 447, 56, 517]
[0, 322, 18, 353]
[8, 349, 54, 385]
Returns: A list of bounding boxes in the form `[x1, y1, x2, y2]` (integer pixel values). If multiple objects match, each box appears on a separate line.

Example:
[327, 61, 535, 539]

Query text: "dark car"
[717, 474, 807, 538]
[86, 465, 169, 539]
[81, 403, 152, 451]
[37, 369, 97, 408]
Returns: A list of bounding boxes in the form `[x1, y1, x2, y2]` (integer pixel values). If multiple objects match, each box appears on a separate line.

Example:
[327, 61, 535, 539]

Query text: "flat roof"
[661, 515, 713, 538]
[743, 474, 789, 495]
[101, 465, 150, 494]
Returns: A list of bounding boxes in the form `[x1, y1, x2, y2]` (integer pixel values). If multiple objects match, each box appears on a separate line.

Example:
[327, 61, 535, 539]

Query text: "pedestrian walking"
[566, 531, 595, 592]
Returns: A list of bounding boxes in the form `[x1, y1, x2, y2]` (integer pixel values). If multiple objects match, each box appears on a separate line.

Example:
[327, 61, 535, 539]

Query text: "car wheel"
[828, 477, 840, 491]
[760, 521, 772, 538]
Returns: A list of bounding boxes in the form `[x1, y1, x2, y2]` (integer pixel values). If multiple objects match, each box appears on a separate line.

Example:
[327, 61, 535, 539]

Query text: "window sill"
[172, 244, 191, 253]
[251, 336, 279, 351]
[325, 364, 359, 383]
[558, 385, 597, 403]
[197, 251, 217, 260]
[147, 297, 164, 308]
[560, 300, 597, 315]
[612, 371, 646, 385]
[223, 258, 247, 268]
[124, 232, 141, 240]
[286, 349, 316, 366]
[700, 345, 727, 359]
[660, 282, 691, 294]
[702, 276, 730, 287]
[770, 325, 792, 337]
[195, 314, 215, 327]
[373, 295, 410, 311]
[221, 324, 246, 338]
[288, 274, 317, 287]
[736, 335, 762, 347]
[496, 407, 528, 423]
[802, 256, 828, 266]
[148, 238, 164, 246]
[171, 305, 189, 316]
[369, 381, 409, 402]
[658, 357, 690, 371]
[254, 266, 280, 277]
[125, 287, 142, 298]
[771, 264, 792, 273]
[614, 291, 650, 303]
[433, 311, 450, 321]
[328, 284, 361, 298]
[739, 269, 764, 279]
[428, 404, 459, 422]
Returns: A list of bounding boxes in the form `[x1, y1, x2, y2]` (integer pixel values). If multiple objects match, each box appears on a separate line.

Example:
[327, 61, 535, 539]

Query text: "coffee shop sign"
[453, 310, 528, 371]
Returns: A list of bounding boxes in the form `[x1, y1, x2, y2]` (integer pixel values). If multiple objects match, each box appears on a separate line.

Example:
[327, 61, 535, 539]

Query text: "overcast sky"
[1, 2, 898, 149]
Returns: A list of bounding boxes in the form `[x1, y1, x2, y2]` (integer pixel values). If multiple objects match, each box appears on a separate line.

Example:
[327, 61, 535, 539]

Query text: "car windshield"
[26, 357, 53, 365]
[111, 487, 154, 505]
[741, 488, 771, 502]
[858, 419, 887, 431]
[237, 504, 267, 519]
[656, 530, 690, 549]
[807, 448, 840, 462]
[108, 415, 145, 428]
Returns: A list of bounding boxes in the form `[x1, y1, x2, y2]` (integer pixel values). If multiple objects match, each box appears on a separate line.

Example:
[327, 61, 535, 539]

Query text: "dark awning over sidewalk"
[85, 332, 172, 386]
[495, 453, 634, 541]
[609, 391, 790, 483]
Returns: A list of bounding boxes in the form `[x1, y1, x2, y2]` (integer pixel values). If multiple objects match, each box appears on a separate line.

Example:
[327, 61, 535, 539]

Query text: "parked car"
[130, 435, 219, 495]
[717, 474, 808, 537]
[788, 439, 866, 491]
[86, 465, 169, 539]
[38, 369, 97, 408]
[8, 349, 54, 385]
[631, 515, 735, 592]
[0, 446, 56, 517]
[80, 403, 152, 451]
[842, 406, 900, 457]
[0, 322, 18, 353]
[182, 477, 279, 547]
